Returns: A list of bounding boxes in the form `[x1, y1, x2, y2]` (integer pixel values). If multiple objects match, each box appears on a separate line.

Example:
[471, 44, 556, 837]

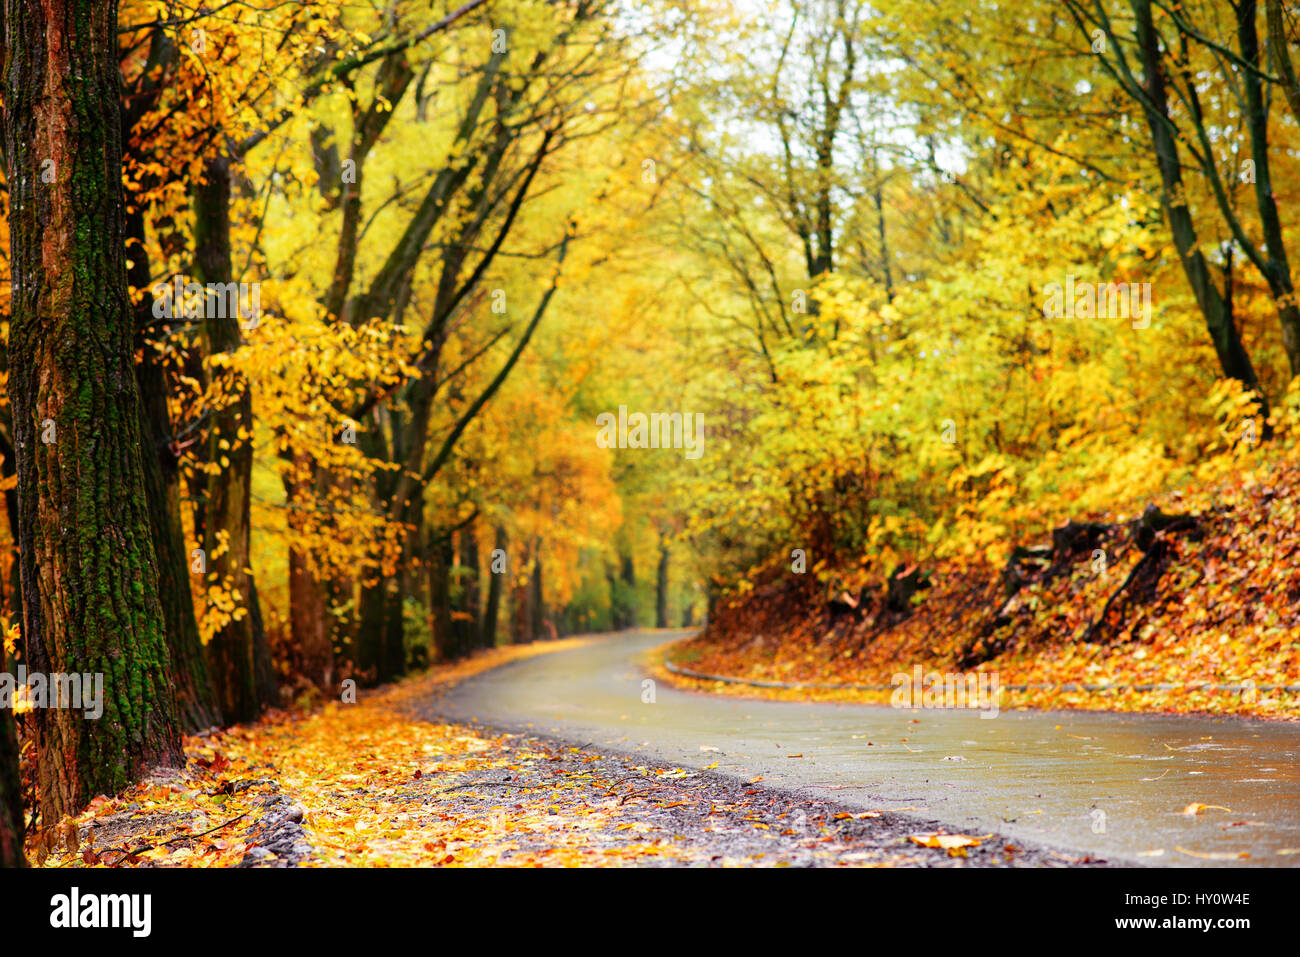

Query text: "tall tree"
[118, 26, 221, 732]
[193, 155, 270, 724]
[4, 0, 182, 823]
[1061, 0, 1289, 393]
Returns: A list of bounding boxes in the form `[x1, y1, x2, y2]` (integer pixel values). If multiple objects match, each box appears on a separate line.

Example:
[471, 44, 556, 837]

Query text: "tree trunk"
[482, 525, 506, 649]
[1235, 0, 1300, 377]
[529, 552, 545, 640]
[0, 708, 24, 866]
[429, 532, 455, 661]
[510, 552, 532, 644]
[194, 155, 269, 723]
[606, 564, 622, 629]
[354, 574, 383, 681]
[4, 0, 182, 823]
[390, 498, 421, 674]
[128, 205, 219, 732]
[620, 551, 637, 629]
[382, 582, 404, 679]
[349, 418, 414, 683]
[289, 540, 333, 688]
[1267, 0, 1300, 128]
[456, 525, 482, 652]
[873, 180, 895, 302]
[282, 450, 342, 690]
[1129, 0, 1267, 401]
[353, 516, 404, 684]
[249, 577, 277, 705]
[655, 539, 670, 628]
[353, 547, 405, 684]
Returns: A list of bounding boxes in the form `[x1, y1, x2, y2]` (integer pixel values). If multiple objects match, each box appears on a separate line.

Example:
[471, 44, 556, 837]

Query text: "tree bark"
[4, 0, 182, 822]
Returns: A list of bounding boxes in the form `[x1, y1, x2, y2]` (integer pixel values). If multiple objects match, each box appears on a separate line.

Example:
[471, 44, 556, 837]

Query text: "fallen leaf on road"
[910, 832, 982, 857]
[1182, 802, 1231, 815]
[1175, 845, 1249, 860]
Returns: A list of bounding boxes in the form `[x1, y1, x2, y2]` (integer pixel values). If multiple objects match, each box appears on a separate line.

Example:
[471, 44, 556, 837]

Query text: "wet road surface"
[434, 631, 1300, 866]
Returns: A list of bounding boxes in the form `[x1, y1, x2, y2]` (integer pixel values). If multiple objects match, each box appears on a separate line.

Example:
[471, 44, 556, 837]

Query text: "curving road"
[434, 631, 1300, 867]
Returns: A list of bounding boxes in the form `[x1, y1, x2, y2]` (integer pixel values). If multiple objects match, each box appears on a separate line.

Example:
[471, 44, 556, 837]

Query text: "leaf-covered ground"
[26, 639, 1101, 868]
[666, 457, 1300, 719]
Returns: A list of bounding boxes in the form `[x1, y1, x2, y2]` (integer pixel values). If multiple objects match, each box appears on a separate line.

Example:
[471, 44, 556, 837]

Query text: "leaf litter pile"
[27, 640, 1097, 868]
[665, 457, 1300, 718]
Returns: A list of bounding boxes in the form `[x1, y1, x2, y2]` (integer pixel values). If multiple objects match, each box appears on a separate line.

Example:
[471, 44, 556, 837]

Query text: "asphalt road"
[434, 631, 1300, 866]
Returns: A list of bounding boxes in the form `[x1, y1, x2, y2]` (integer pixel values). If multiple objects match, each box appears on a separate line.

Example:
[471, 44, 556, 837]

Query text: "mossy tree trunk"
[3, 0, 182, 823]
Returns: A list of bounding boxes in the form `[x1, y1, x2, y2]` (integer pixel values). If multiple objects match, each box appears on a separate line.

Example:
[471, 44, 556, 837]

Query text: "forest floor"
[664, 455, 1300, 720]
[25, 638, 1086, 868]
